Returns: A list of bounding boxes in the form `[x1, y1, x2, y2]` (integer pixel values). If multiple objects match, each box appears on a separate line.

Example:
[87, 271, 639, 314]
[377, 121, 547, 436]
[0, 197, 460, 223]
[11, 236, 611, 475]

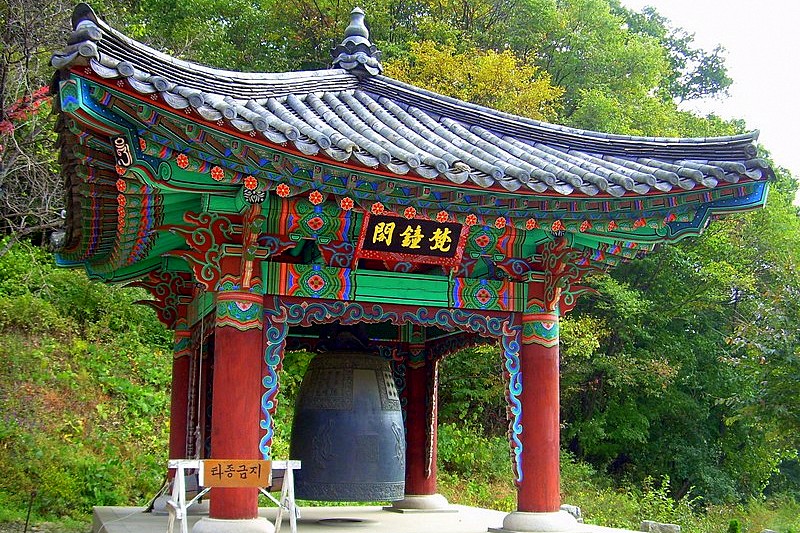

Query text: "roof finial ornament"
[331, 7, 383, 78]
[51, 3, 101, 68]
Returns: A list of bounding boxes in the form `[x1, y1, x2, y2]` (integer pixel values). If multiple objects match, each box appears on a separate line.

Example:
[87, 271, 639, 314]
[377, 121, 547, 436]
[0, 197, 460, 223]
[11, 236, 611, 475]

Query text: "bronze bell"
[290, 352, 405, 501]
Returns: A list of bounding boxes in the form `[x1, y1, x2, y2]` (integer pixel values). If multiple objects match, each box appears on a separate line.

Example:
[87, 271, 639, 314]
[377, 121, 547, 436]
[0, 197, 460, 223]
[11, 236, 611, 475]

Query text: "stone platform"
[93, 505, 641, 533]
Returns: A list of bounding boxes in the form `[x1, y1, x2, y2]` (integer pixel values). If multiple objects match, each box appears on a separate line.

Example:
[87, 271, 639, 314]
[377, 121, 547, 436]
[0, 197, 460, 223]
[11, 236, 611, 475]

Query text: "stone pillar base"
[489, 511, 585, 533]
[386, 494, 453, 512]
[193, 517, 274, 533]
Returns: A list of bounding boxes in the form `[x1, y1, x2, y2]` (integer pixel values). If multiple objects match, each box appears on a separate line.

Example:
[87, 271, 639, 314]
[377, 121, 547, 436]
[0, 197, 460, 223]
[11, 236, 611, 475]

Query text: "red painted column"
[404, 361, 438, 495]
[207, 291, 264, 520]
[167, 302, 193, 480]
[168, 336, 192, 467]
[518, 332, 561, 512]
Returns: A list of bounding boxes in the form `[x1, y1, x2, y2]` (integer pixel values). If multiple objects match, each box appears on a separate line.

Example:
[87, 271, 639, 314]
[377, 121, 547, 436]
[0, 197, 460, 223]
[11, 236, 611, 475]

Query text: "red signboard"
[356, 214, 469, 268]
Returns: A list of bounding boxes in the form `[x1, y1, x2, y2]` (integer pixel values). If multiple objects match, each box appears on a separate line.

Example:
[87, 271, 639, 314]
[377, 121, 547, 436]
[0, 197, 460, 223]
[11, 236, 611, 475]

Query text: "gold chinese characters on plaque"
[201, 460, 272, 487]
[356, 214, 468, 268]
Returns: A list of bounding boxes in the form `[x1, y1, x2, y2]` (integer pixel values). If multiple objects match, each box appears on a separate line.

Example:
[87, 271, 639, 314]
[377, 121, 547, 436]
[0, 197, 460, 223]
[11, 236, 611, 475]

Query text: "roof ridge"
[361, 76, 761, 161]
[52, 4, 360, 93]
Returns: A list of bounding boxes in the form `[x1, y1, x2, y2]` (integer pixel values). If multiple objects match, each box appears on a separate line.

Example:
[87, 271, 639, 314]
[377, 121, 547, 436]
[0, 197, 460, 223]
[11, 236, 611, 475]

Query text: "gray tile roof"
[51, 4, 773, 200]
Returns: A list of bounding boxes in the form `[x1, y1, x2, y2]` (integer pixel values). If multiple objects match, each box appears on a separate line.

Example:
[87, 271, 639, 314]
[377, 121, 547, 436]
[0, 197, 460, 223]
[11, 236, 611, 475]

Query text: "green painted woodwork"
[55, 70, 770, 290]
[156, 163, 242, 192]
[261, 261, 525, 311]
[163, 256, 193, 274]
[87, 71, 748, 241]
[203, 192, 248, 214]
[354, 270, 450, 307]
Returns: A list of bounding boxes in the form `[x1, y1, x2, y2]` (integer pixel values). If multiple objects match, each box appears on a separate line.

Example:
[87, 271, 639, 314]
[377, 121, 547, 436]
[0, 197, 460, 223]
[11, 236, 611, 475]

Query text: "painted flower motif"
[309, 190, 324, 205]
[117, 194, 127, 207]
[117, 206, 126, 217]
[525, 218, 538, 230]
[210, 166, 225, 181]
[138, 138, 147, 151]
[340, 197, 354, 211]
[371, 202, 385, 215]
[244, 175, 258, 190]
[607, 220, 619, 231]
[464, 214, 478, 226]
[474, 234, 491, 248]
[551, 220, 565, 232]
[307, 274, 326, 292]
[403, 206, 417, 219]
[494, 216, 507, 229]
[664, 213, 677, 223]
[306, 216, 325, 231]
[115, 165, 127, 176]
[436, 210, 449, 223]
[475, 288, 493, 305]
[116, 179, 127, 193]
[176, 153, 189, 169]
[633, 217, 647, 228]
[580, 220, 592, 232]
[276, 183, 291, 198]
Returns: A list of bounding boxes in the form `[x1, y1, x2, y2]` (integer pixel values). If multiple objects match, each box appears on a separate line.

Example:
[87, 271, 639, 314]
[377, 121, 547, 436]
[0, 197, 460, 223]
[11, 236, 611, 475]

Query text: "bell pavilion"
[51, 4, 773, 533]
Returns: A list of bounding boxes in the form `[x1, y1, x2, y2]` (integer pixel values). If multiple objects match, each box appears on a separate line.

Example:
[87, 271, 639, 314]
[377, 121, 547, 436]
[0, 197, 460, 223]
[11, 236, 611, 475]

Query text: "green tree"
[613, 3, 732, 102]
[561, 166, 800, 502]
[0, 0, 70, 253]
[383, 41, 563, 121]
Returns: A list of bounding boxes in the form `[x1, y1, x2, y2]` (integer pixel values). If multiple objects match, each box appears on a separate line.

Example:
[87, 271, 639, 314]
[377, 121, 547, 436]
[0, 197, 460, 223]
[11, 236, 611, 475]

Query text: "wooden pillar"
[404, 361, 438, 495]
[393, 334, 449, 511]
[498, 307, 577, 532]
[168, 299, 193, 478]
[518, 314, 561, 513]
[168, 331, 192, 468]
[207, 291, 264, 521]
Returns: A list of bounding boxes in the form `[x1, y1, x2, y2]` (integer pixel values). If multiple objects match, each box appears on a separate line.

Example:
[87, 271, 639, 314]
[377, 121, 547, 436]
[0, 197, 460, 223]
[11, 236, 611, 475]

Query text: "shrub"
[0, 294, 70, 335]
[437, 423, 511, 481]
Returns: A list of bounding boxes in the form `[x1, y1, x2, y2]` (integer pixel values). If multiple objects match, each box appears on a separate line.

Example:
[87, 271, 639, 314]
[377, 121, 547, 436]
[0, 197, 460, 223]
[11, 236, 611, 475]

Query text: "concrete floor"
[92, 505, 642, 533]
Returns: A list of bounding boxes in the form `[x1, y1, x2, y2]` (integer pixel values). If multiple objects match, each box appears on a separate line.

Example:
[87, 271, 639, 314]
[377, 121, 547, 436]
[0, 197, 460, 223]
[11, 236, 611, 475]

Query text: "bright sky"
[620, 0, 800, 205]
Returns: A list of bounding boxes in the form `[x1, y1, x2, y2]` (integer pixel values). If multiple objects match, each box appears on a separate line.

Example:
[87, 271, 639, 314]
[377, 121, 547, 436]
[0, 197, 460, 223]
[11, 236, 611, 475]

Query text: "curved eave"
[52, 71, 773, 273]
[663, 180, 769, 241]
[51, 7, 774, 199]
[50, 4, 775, 278]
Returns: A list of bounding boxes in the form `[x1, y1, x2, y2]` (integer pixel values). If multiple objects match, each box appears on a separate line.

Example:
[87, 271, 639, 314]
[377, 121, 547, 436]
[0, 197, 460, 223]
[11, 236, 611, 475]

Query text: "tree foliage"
[0, 0, 70, 253]
[615, 4, 732, 102]
[384, 41, 563, 121]
[560, 170, 800, 503]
